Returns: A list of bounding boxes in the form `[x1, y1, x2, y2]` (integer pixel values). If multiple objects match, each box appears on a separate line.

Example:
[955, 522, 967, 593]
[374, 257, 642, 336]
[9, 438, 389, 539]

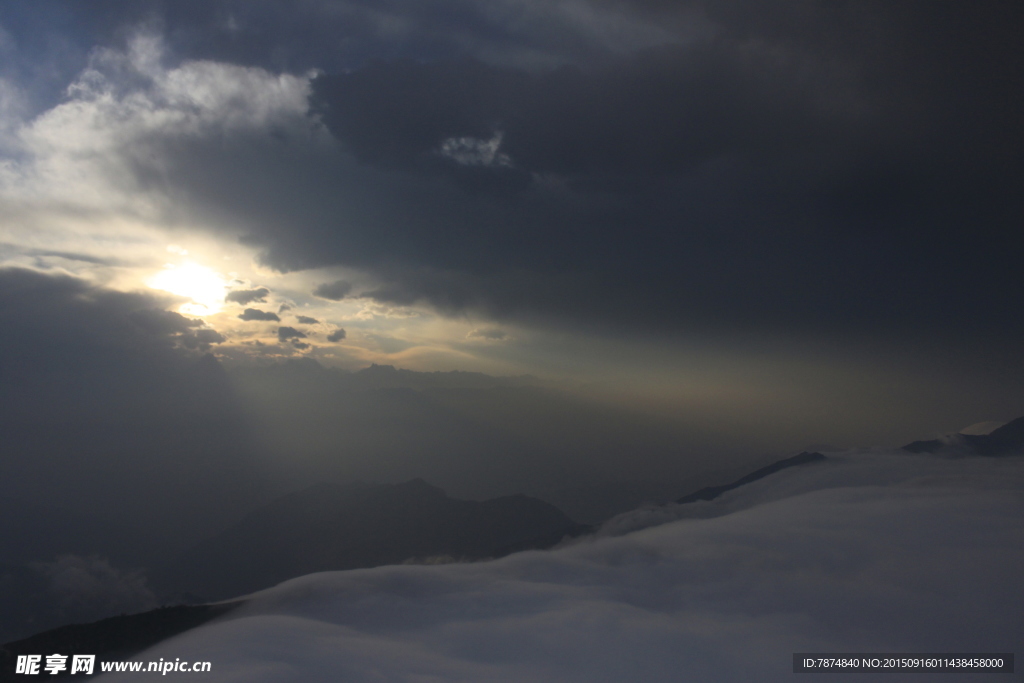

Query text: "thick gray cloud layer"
[295, 7, 1023, 336]
[103, 451, 1024, 682]
[5, 2, 1019, 340]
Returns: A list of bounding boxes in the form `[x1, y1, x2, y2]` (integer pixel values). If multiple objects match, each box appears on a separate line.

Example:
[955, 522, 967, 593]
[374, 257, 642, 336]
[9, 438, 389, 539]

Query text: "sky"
[0, 0, 1021, 421]
[0, 0, 1023, 643]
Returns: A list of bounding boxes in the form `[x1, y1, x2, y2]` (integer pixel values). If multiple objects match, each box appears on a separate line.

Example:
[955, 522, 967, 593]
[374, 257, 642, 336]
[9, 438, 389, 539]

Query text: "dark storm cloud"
[10, 1, 1020, 340]
[129, 308, 203, 335]
[129, 308, 227, 351]
[326, 328, 346, 342]
[181, 327, 227, 351]
[0, 268, 269, 566]
[310, 46, 841, 177]
[1, 0, 666, 83]
[0, 268, 169, 353]
[103, 1, 1019, 340]
[312, 279, 353, 301]
[225, 287, 270, 305]
[298, 8, 1023, 336]
[277, 326, 306, 341]
[295, 315, 319, 324]
[0, 268, 276, 639]
[238, 307, 280, 321]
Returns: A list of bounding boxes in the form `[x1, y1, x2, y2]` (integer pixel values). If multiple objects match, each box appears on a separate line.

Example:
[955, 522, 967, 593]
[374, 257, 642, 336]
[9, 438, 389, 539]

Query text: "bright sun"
[147, 261, 229, 315]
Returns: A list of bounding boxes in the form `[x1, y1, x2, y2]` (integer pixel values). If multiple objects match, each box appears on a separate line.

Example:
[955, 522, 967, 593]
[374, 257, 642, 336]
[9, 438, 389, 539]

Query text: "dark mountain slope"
[0, 603, 237, 682]
[172, 479, 588, 600]
[902, 416, 1024, 455]
[676, 451, 826, 504]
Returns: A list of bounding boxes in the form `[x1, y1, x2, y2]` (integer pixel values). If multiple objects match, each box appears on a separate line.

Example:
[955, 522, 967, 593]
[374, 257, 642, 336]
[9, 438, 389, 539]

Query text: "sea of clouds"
[99, 450, 1023, 682]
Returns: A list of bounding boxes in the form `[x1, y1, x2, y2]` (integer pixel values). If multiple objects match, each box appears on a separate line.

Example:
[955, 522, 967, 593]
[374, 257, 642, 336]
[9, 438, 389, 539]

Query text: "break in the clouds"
[101, 450, 1024, 682]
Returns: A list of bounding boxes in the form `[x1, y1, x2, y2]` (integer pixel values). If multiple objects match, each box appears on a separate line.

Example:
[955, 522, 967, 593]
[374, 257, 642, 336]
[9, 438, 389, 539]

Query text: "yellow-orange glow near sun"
[146, 261, 229, 315]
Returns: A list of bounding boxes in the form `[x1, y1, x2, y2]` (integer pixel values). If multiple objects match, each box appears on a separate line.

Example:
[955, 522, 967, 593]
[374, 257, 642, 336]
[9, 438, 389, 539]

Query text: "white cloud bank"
[100, 450, 1023, 682]
[0, 33, 320, 287]
[9, 34, 315, 211]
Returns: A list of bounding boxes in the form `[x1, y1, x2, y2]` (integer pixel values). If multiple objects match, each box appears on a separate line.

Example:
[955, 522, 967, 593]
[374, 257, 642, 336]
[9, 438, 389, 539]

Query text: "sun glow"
[147, 261, 229, 315]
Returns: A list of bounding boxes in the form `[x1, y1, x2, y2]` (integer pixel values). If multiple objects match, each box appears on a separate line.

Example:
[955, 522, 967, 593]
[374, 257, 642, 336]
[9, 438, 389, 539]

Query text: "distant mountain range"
[6, 417, 1020, 674]
[1, 452, 835, 669]
[169, 478, 589, 601]
[902, 416, 1024, 456]
[675, 451, 826, 504]
[2, 481, 587, 678]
